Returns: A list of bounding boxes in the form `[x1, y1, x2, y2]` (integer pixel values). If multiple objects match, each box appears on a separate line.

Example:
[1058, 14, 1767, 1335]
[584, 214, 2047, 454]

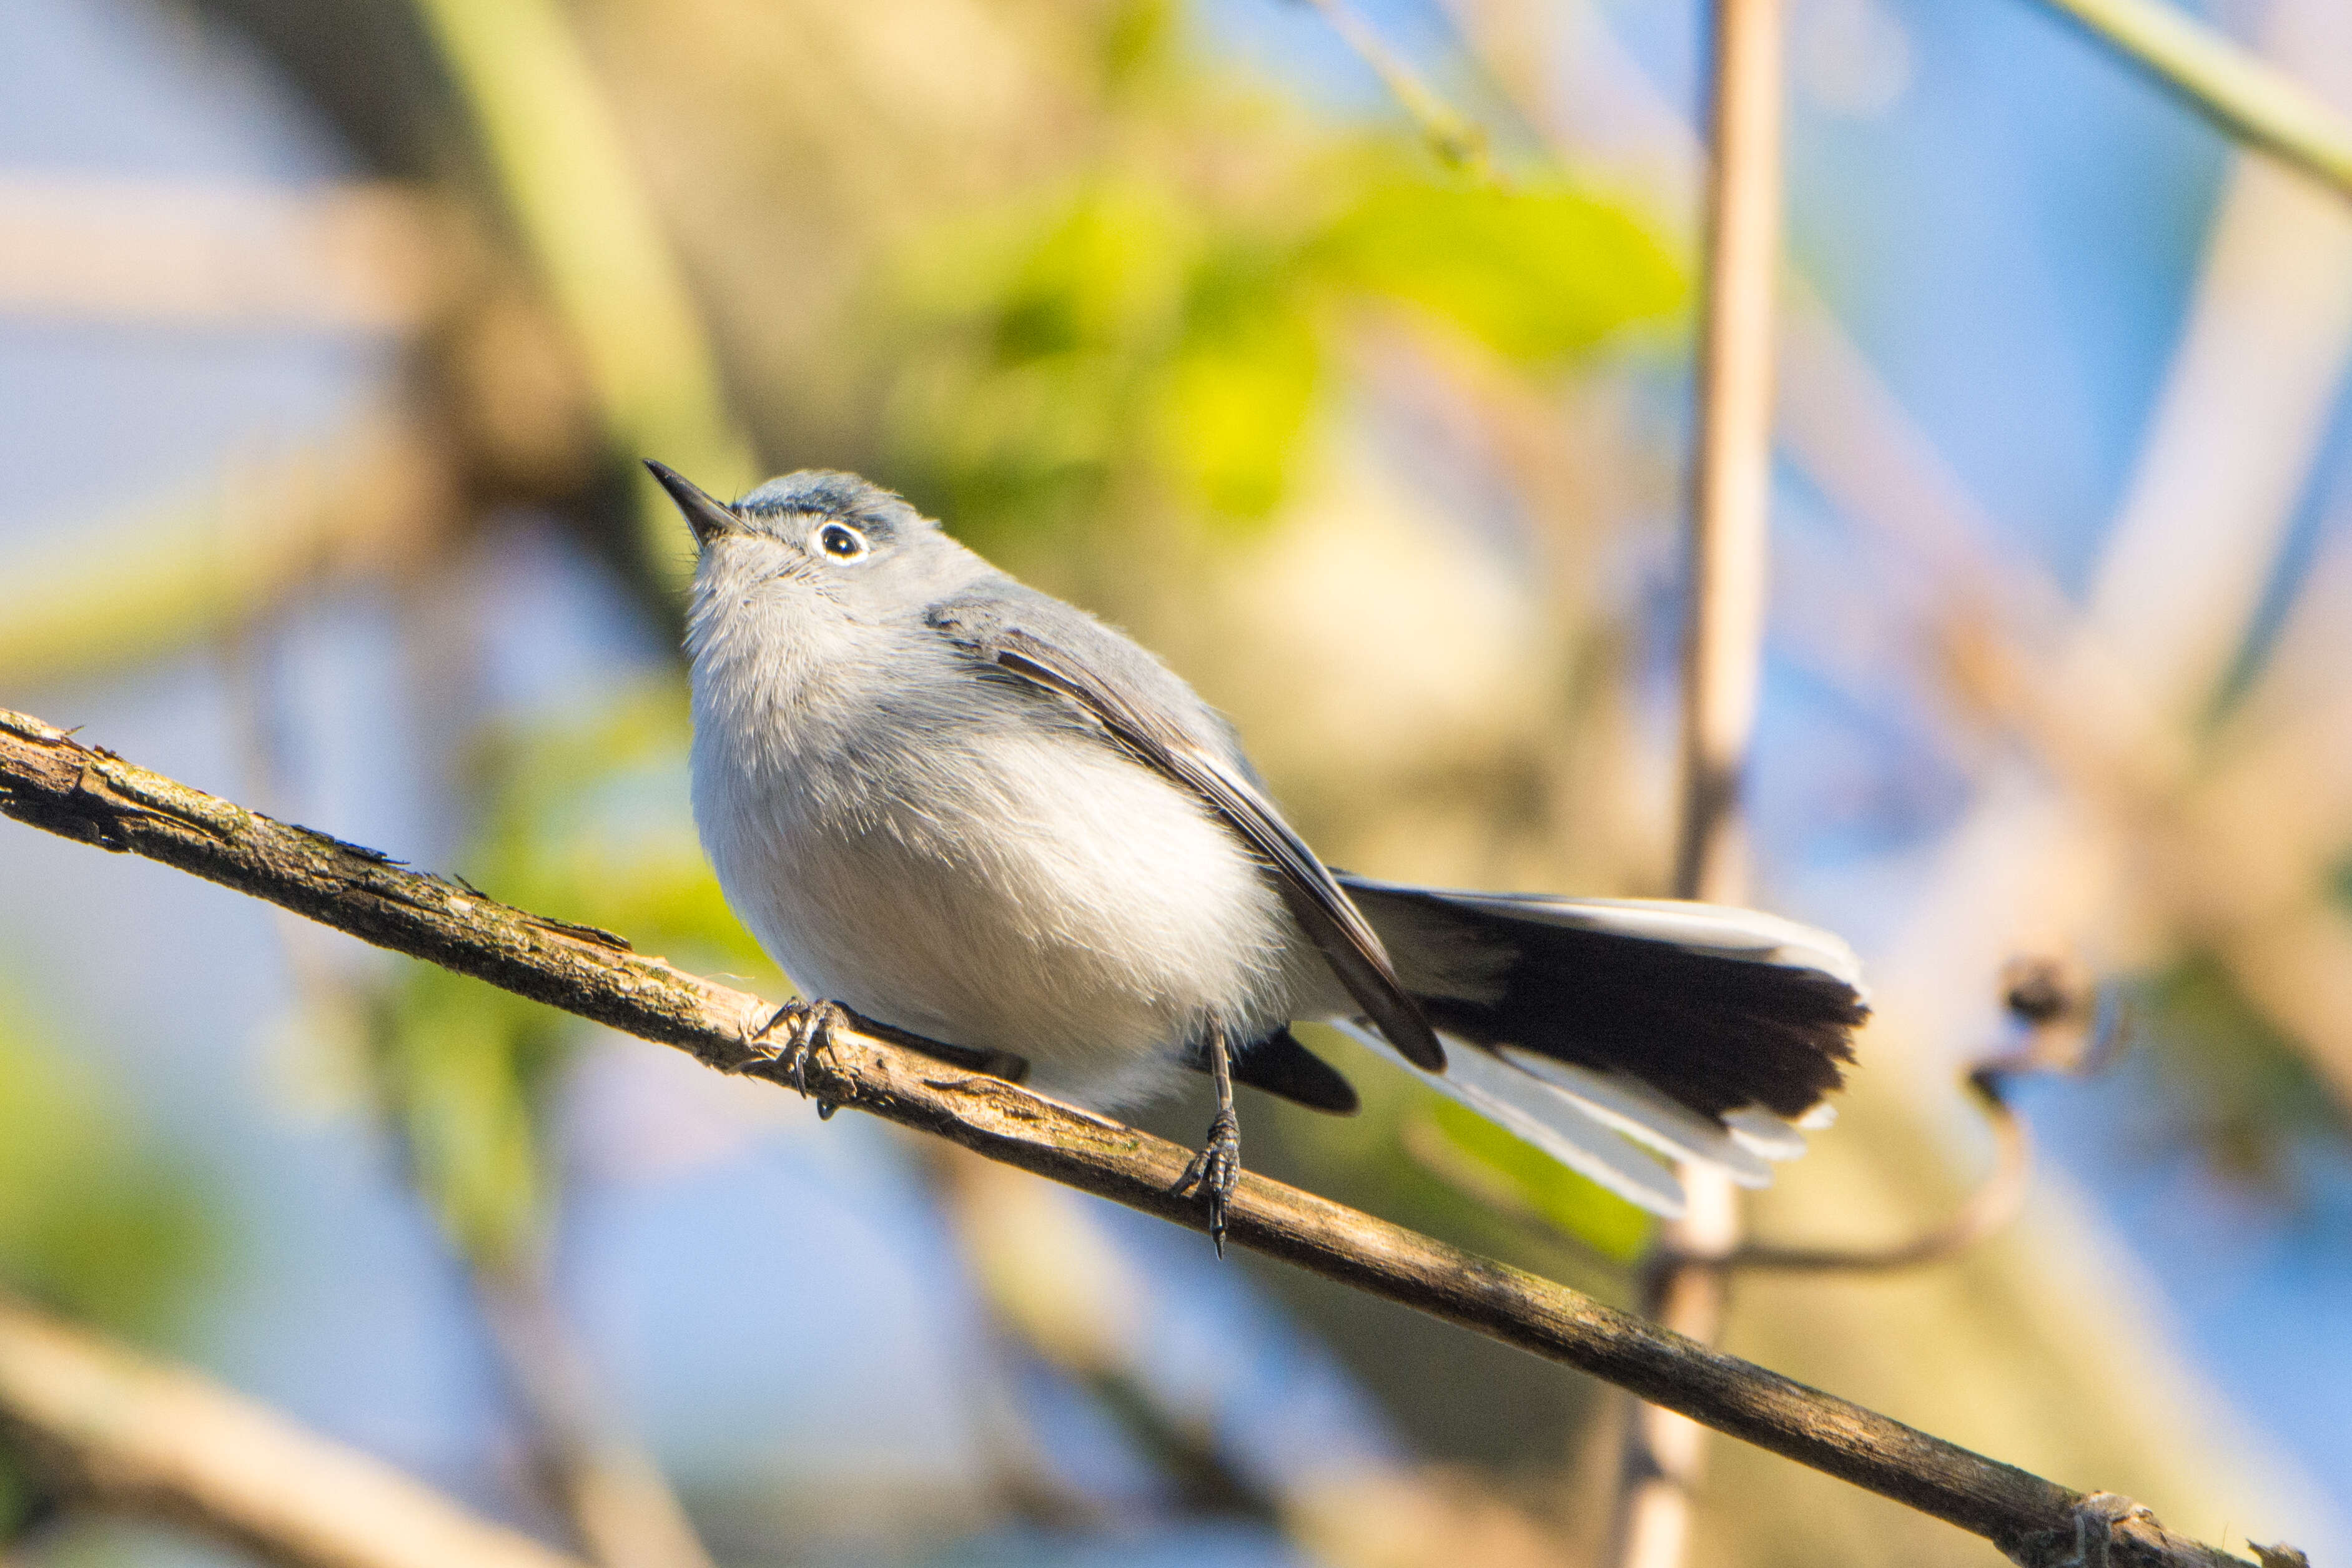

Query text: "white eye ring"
[817, 522, 867, 561]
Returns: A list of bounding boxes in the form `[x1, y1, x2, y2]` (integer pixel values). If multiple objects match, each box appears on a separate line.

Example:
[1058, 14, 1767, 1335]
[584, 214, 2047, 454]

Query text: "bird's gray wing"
[926, 591, 1445, 1070]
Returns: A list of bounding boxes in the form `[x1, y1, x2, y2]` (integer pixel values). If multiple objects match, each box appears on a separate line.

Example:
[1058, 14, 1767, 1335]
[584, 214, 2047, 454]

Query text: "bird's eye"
[818, 523, 867, 561]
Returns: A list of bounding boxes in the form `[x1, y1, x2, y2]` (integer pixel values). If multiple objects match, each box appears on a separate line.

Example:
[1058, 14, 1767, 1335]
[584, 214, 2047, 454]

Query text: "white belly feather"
[694, 717, 1305, 1108]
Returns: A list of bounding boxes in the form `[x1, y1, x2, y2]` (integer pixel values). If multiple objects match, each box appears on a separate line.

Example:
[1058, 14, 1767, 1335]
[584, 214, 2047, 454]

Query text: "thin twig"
[1612, 4, 1787, 1566]
[1477, 1007, 2085, 1283]
[469, 1260, 719, 1568]
[0, 711, 2278, 1568]
[1671, 0, 1783, 914]
[0, 413, 457, 691]
[1677, 956, 2116, 1277]
[2028, 0, 2352, 203]
[406, 0, 758, 586]
[0, 1294, 585, 1568]
[1458, 1077, 2027, 1284]
[926, 1146, 1280, 1525]
[1297, 0, 1496, 178]
[1688, 1078, 2027, 1278]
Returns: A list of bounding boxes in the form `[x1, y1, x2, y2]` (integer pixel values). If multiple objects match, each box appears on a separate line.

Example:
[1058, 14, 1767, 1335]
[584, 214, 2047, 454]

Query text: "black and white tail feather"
[1323, 879, 1867, 1219]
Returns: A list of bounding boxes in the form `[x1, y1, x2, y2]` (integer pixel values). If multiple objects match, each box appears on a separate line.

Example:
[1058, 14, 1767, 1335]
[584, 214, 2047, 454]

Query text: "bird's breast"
[689, 698, 1308, 1108]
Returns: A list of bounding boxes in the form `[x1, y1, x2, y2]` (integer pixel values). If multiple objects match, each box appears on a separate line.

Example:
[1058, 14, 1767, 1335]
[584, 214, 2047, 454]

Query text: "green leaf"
[1420, 1095, 1653, 1261]
[0, 1454, 31, 1542]
[1157, 246, 1322, 521]
[994, 182, 1192, 364]
[1310, 175, 1684, 365]
[2135, 951, 2348, 1193]
[372, 967, 563, 1268]
[0, 1002, 212, 1333]
[877, 92, 1682, 540]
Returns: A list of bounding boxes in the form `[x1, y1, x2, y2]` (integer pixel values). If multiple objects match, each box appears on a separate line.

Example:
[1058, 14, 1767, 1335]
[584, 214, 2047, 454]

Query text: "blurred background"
[2, 0, 2351, 1564]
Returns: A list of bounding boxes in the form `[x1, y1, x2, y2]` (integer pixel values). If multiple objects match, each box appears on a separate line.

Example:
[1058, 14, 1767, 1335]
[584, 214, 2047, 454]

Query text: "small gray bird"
[651, 461, 1866, 1247]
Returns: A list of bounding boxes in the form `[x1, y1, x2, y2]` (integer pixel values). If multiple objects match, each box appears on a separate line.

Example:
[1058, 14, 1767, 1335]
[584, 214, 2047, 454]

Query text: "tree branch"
[1297, 0, 1495, 177]
[0, 413, 458, 691]
[466, 1260, 717, 1568]
[0, 707, 2273, 1568]
[2027, 0, 2352, 204]
[0, 1295, 583, 1568]
[1613, 3, 1787, 1563]
[406, 0, 759, 589]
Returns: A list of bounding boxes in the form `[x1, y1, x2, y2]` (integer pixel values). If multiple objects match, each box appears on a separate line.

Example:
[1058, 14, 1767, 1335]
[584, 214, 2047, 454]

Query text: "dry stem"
[0, 1294, 584, 1568]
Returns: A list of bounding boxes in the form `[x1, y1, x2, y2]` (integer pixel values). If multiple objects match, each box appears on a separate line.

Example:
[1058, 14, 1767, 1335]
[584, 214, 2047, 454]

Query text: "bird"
[650, 460, 1867, 1250]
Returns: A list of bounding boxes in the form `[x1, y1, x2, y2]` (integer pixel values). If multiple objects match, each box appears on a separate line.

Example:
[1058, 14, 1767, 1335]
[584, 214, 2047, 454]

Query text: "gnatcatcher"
[652, 461, 1866, 1248]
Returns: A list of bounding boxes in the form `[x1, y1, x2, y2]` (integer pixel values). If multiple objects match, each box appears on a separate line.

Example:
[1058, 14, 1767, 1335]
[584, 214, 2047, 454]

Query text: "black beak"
[644, 459, 741, 548]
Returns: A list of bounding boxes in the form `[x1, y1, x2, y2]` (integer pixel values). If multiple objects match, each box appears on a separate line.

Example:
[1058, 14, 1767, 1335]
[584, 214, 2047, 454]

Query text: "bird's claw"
[745, 998, 847, 1104]
[1172, 1108, 1242, 1256]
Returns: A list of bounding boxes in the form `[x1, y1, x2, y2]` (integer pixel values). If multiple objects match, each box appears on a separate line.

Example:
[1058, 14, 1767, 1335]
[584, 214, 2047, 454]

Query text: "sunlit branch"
[2027, 0, 2352, 202]
[0, 711, 2281, 1568]
[407, 0, 758, 586]
[0, 176, 455, 332]
[1608, 5, 1787, 1567]
[0, 414, 456, 692]
[1297, 0, 1495, 177]
[0, 1294, 585, 1568]
[1679, 958, 2115, 1277]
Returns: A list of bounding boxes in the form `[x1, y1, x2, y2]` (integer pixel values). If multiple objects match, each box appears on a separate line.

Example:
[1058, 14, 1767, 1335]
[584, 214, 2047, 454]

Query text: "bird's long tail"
[1335, 877, 1869, 1218]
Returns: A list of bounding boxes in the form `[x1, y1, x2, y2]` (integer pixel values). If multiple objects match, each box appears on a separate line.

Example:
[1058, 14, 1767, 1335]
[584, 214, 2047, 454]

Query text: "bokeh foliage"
[887, 165, 1679, 543]
[2134, 950, 2352, 1195]
[369, 688, 760, 1266]
[0, 1000, 214, 1541]
[0, 1004, 211, 1334]
[1423, 1095, 1653, 1261]
[879, 6, 1679, 549]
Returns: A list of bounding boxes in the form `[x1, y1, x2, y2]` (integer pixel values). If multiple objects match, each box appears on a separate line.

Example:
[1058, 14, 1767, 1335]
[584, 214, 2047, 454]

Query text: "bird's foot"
[1171, 1108, 1242, 1256]
[745, 998, 847, 1116]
